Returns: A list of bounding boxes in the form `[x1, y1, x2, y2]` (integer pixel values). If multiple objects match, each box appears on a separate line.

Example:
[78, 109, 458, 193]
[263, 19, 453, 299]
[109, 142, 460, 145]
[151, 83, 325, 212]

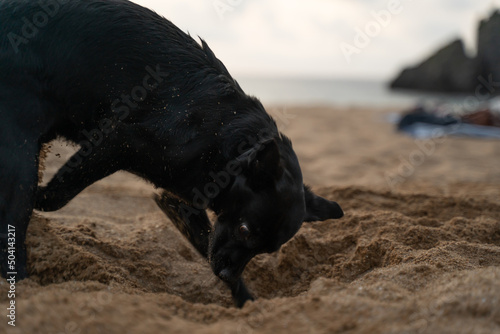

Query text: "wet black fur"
[0, 0, 343, 307]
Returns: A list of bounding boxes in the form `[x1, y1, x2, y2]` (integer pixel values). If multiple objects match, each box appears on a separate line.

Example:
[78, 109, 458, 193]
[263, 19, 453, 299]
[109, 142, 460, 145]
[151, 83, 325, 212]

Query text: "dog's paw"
[230, 278, 255, 308]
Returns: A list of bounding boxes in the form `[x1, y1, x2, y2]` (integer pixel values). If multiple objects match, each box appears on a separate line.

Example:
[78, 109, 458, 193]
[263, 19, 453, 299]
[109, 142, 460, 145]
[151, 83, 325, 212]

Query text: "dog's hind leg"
[155, 191, 254, 307]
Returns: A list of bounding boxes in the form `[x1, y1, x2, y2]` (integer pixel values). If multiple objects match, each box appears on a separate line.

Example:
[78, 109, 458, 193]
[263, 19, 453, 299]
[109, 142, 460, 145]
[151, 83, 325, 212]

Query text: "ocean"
[236, 77, 472, 108]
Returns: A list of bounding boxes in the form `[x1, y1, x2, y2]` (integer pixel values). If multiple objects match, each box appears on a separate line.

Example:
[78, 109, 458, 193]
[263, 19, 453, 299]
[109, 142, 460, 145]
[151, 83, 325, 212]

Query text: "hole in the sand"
[25, 187, 500, 309]
[26, 215, 235, 306]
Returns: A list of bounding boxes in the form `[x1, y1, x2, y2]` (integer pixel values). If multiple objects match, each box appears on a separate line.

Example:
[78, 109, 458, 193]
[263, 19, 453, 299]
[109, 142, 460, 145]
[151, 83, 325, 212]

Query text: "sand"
[1, 106, 500, 334]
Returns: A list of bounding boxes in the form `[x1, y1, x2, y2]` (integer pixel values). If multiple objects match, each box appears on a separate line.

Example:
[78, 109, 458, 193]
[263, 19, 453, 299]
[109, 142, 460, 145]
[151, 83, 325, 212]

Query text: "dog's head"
[209, 137, 343, 284]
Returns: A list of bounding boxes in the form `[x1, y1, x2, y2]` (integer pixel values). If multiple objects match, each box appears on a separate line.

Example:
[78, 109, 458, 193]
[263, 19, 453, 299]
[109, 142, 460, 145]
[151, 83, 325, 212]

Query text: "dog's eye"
[239, 223, 251, 239]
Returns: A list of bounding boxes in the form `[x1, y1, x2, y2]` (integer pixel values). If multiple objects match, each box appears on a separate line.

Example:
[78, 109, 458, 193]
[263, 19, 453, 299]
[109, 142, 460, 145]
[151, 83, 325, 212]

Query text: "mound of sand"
[1, 106, 500, 333]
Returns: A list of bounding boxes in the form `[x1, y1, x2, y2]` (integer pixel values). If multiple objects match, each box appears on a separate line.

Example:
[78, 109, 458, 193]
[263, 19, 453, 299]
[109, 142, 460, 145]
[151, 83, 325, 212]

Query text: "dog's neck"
[130, 94, 281, 209]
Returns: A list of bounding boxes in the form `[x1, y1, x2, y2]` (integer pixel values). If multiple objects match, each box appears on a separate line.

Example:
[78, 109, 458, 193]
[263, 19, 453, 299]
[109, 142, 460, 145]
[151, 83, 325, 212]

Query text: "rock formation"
[390, 10, 500, 93]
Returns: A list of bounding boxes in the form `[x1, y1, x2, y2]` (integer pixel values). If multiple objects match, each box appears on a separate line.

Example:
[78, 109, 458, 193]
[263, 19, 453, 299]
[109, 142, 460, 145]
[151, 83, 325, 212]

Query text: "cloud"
[132, 0, 499, 79]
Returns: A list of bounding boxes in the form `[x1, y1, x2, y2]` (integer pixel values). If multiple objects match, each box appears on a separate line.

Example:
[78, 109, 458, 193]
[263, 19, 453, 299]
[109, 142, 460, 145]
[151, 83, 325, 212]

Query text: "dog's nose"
[217, 268, 232, 282]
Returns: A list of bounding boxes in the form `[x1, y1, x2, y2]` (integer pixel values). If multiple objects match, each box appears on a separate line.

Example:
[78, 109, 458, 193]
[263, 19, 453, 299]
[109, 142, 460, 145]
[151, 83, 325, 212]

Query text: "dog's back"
[0, 0, 278, 279]
[0, 1, 343, 308]
[1, 0, 253, 143]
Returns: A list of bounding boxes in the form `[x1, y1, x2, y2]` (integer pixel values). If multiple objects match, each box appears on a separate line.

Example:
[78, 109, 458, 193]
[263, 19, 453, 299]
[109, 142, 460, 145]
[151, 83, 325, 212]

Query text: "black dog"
[0, 0, 343, 307]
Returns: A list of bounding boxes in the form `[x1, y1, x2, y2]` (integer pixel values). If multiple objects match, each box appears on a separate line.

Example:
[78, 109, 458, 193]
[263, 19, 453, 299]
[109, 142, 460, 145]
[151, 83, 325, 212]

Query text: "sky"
[131, 0, 500, 81]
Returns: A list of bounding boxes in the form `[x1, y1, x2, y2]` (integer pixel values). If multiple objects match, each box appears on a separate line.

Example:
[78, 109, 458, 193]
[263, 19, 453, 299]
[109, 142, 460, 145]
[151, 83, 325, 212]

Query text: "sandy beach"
[1, 105, 500, 333]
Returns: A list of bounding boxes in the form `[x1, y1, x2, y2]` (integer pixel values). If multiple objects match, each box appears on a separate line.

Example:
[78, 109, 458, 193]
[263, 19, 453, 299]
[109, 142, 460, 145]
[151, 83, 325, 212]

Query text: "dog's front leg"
[154, 192, 211, 257]
[155, 191, 254, 307]
[35, 130, 131, 212]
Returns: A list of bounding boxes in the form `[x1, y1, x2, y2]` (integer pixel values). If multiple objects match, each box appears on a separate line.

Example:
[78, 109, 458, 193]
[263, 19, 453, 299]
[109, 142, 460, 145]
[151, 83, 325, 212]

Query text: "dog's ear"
[238, 139, 283, 186]
[252, 138, 283, 180]
[303, 185, 344, 222]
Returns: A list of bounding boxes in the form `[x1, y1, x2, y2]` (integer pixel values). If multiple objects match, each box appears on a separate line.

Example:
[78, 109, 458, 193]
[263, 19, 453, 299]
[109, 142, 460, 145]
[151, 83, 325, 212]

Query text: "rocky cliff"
[477, 10, 500, 84]
[390, 10, 500, 93]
